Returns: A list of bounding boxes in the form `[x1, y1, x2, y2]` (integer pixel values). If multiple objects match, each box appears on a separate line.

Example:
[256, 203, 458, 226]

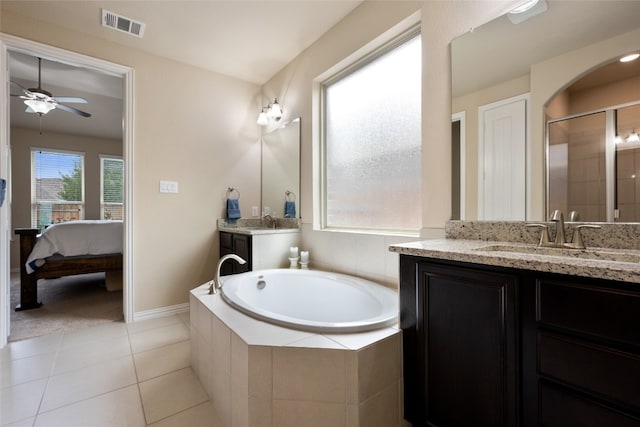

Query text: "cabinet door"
[232, 234, 251, 273]
[219, 232, 252, 275]
[417, 261, 519, 427]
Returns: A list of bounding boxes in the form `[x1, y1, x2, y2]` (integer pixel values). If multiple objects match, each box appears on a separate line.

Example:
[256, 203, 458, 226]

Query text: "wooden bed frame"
[14, 228, 123, 311]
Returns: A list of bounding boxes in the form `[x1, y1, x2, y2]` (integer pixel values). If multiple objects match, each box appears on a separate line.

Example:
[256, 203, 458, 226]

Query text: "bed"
[14, 220, 123, 311]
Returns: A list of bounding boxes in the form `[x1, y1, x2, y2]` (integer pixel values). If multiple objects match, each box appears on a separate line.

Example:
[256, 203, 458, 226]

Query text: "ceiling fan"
[10, 57, 91, 118]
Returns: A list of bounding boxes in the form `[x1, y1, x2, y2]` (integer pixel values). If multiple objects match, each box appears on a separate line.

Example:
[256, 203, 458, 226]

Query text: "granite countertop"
[218, 218, 301, 235]
[389, 239, 640, 284]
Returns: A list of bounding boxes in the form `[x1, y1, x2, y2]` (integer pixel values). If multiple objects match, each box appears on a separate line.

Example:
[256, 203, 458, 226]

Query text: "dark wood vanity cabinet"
[400, 254, 640, 427]
[219, 231, 252, 275]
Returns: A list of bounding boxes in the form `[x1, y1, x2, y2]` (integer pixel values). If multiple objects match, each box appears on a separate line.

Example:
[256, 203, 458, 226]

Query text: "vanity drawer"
[539, 380, 640, 427]
[538, 332, 640, 412]
[536, 278, 640, 347]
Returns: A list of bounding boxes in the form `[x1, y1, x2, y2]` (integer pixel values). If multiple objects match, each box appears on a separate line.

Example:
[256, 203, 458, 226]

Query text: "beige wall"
[2, 8, 262, 313]
[10, 127, 122, 268]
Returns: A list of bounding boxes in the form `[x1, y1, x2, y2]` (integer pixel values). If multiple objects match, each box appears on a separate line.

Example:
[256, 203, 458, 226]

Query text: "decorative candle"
[300, 251, 309, 263]
[290, 246, 299, 258]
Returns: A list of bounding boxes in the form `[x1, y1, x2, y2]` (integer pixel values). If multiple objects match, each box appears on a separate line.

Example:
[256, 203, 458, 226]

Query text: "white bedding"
[26, 220, 123, 274]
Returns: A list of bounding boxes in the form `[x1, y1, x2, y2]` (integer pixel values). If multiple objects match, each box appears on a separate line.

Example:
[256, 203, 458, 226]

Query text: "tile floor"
[1, 313, 224, 427]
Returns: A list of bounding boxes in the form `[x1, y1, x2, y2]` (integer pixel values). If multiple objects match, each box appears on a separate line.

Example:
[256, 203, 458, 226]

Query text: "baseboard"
[133, 302, 190, 322]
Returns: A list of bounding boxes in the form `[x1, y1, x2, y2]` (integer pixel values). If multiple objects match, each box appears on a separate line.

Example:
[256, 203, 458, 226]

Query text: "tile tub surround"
[189, 285, 403, 427]
[445, 220, 640, 250]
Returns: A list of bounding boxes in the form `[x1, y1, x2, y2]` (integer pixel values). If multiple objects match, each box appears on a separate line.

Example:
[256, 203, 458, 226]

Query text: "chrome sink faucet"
[262, 214, 276, 229]
[527, 209, 600, 250]
[208, 254, 247, 294]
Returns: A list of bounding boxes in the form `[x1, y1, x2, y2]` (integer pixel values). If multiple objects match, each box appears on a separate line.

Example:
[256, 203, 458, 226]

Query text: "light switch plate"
[160, 180, 179, 193]
[252, 206, 259, 216]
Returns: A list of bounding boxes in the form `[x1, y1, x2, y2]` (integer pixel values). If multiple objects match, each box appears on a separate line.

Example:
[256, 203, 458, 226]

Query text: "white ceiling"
[452, 0, 640, 98]
[6, 0, 362, 140]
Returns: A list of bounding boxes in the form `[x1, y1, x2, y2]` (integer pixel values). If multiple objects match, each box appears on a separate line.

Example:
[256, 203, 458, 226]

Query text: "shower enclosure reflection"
[547, 104, 640, 222]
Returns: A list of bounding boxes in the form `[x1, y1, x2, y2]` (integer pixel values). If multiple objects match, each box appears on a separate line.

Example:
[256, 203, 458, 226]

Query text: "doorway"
[0, 34, 134, 346]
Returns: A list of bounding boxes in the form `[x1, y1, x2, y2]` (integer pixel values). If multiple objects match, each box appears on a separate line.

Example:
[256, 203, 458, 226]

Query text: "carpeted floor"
[9, 271, 124, 342]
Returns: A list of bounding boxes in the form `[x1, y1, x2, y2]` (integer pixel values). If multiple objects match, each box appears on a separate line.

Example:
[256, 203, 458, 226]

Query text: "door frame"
[0, 34, 135, 347]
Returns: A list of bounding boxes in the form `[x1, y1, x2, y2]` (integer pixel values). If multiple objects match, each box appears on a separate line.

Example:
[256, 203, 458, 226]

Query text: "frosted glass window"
[323, 32, 421, 232]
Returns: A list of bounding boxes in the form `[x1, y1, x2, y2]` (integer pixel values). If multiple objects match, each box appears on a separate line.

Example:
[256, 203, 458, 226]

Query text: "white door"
[478, 95, 528, 220]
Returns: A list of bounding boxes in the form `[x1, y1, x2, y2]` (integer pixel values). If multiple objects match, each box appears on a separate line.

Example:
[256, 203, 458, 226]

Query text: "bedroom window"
[31, 149, 85, 229]
[100, 156, 124, 220]
[320, 27, 422, 233]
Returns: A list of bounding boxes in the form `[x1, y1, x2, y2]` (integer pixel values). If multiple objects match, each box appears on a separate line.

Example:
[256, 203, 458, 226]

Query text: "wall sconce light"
[257, 98, 283, 126]
[626, 130, 640, 143]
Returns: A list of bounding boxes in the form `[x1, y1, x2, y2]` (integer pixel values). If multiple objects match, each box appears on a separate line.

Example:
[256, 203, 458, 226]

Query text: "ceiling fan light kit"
[10, 57, 92, 119]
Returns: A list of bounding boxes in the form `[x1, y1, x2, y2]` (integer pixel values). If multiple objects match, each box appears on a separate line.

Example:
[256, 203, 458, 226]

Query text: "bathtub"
[219, 268, 398, 333]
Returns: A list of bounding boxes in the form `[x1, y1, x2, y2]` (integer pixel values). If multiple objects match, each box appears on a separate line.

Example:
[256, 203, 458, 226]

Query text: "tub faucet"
[209, 254, 247, 294]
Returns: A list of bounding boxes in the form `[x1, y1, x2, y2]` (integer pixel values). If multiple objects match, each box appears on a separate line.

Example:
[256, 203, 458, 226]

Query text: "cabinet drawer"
[539, 380, 640, 427]
[537, 279, 640, 347]
[538, 332, 640, 412]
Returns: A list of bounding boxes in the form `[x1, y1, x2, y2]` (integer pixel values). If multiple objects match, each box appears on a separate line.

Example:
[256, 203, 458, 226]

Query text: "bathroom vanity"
[218, 219, 300, 275]
[391, 224, 640, 427]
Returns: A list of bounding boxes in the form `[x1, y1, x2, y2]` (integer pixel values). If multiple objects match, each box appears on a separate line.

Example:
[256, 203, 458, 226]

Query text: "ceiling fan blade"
[55, 103, 92, 118]
[54, 97, 88, 104]
[10, 80, 33, 97]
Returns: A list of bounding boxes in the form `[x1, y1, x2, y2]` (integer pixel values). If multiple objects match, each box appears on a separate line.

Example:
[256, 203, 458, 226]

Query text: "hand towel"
[284, 200, 296, 218]
[226, 198, 241, 223]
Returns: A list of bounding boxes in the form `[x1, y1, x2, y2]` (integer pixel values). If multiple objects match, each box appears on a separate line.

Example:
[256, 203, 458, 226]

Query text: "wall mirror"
[261, 117, 300, 218]
[451, 0, 640, 222]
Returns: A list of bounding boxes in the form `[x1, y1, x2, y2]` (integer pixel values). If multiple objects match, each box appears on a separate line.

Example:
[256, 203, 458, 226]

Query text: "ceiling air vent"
[101, 9, 145, 38]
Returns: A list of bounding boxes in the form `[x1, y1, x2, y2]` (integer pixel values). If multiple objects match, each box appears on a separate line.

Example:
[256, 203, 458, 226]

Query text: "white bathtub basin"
[220, 269, 398, 333]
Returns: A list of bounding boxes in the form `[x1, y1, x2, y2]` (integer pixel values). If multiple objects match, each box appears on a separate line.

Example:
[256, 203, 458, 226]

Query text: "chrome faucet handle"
[527, 223, 551, 247]
[569, 224, 601, 249]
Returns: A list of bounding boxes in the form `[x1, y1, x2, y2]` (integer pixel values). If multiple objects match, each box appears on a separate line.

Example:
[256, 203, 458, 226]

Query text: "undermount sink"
[474, 244, 640, 264]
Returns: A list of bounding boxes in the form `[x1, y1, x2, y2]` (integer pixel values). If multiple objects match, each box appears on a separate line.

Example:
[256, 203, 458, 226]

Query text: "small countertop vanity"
[218, 218, 301, 274]
[392, 219, 640, 427]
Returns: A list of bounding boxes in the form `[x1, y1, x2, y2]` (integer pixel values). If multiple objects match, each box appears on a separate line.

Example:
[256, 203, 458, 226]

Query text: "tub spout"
[209, 254, 247, 294]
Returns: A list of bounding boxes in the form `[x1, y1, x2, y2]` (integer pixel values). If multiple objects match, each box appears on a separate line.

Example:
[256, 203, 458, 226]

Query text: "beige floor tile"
[53, 333, 132, 375]
[139, 367, 209, 424]
[148, 401, 224, 427]
[59, 321, 128, 349]
[40, 355, 137, 412]
[1, 351, 56, 388]
[127, 315, 183, 335]
[1, 333, 62, 361]
[133, 340, 190, 382]
[129, 322, 190, 354]
[0, 378, 48, 425]
[34, 385, 145, 427]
